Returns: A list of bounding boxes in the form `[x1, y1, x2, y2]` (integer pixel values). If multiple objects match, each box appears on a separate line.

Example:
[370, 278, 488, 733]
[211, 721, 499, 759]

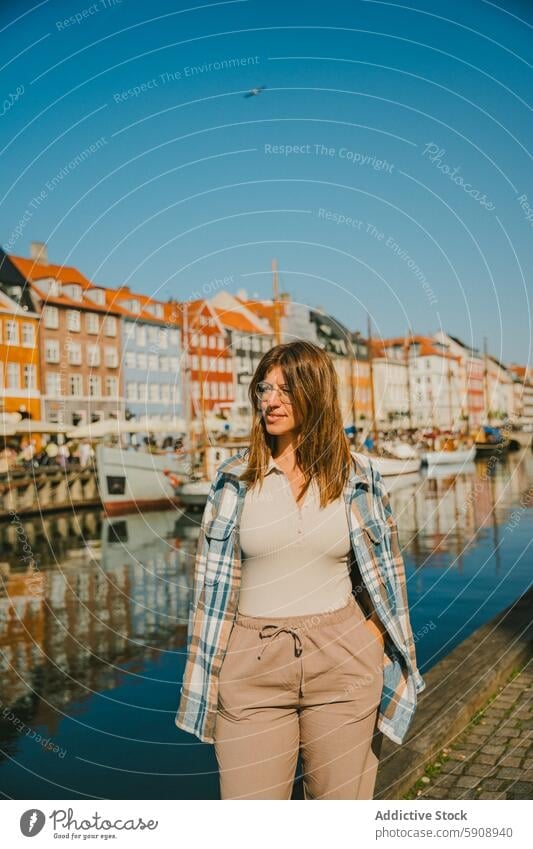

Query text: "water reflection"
[0, 449, 531, 798]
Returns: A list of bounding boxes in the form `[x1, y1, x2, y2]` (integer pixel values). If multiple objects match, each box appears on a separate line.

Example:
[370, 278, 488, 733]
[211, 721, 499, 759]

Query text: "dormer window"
[63, 283, 83, 301]
[7, 285, 22, 302]
[87, 288, 106, 306]
[36, 277, 61, 297]
[128, 299, 140, 313]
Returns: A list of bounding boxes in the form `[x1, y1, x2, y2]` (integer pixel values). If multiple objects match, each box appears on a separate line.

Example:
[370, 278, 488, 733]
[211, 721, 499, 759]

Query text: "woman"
[176, 341, 425, 799]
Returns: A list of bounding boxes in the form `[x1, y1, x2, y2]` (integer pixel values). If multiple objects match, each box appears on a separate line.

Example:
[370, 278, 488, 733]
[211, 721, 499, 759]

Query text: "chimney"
[30, 241, 48, 264]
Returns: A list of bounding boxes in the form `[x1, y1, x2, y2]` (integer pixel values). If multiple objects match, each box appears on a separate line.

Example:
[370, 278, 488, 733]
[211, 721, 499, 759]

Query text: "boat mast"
[182, 301, 193, 470]
[196, 306, 209, 479]
[483, 336, 490, 422]
[367, 314, 378, 448]
[446, 355, 454, 431]
[349, 331, 358, 441]
[272, 258, 281, 346]
[404, 328, 414, 432]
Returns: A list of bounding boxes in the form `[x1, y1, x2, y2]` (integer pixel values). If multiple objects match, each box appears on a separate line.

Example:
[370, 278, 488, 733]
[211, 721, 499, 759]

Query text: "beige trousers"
[214, 593, 384, 800]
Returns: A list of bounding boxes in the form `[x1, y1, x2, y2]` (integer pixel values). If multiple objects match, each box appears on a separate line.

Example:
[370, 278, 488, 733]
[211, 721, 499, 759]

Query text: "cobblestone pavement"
[405, 663, 532, 800]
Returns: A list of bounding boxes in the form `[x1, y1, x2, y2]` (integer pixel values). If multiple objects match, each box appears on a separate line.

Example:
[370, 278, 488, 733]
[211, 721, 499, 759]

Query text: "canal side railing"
[0, 465, 100, 519]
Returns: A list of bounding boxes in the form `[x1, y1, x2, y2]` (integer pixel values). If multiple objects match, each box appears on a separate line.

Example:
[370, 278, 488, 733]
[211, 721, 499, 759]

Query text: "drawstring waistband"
[257, 625, 303, 661]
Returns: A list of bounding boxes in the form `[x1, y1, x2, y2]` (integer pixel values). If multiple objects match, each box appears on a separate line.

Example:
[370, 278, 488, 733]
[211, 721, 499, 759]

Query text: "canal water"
[0, 449, 531, 799]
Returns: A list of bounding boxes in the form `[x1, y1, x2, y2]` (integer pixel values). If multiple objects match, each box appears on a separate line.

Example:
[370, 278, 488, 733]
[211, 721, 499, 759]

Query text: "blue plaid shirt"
[175, 449, 426, 745]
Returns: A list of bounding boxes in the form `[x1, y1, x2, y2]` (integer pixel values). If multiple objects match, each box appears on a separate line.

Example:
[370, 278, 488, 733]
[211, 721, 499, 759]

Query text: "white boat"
[384, 470, 423, 493]
[370, 455, 422, 477]
[421, 446, 476, 468]
[176, 479, 212, 509]
[95, 444, 189, 515]
[424, 461, 476, 479]
[380, 441, 420, 460]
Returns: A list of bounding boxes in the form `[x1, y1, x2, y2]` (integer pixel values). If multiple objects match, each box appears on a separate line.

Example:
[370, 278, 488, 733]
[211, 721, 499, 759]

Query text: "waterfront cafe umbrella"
[12, 420, 70, 435]
[66, 417, 187, 439]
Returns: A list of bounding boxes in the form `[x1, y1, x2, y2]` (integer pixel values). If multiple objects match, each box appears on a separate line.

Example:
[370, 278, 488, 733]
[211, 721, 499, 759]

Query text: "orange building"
[10, 244, 124, 426]
[0, 250, 41, 420]
[179, 299, 234, 416]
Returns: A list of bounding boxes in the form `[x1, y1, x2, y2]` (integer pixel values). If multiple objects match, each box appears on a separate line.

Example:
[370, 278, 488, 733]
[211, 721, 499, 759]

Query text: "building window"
[5, 321, 18, 344]
[148, 353, 158, 370]
[137, 353, 147, 370]
[201, 355, 209, 371]
[204, 382, 210, 399]
[105, 377, 118, 397]
[22, 323, 35, 346]
[191, 333, 199, 347]
[89, 375, 101, 397]
[159, 356, 169, 371]
[86, 313, 99, 334]
[87, 345, 100, 367]
[149, 383, 159, 402]
[136, 326, 146, 346]
[6, 362, 20, 388]
[88, 288, 105, 306]
[138, 382, 147, 401]
[63, 283, 82, 301]
[104, 316, 117, 336]
[159, 329, 168, 349]
[160, 383, 170, 402]
[125, 351, 136, 369]
[69, 374, 83, 396]
[148, 326, 159, 345]
[201, 334, 207, 348]
[43, 306, 59, 329]
[66, 310, 81, 332]
[226, 358, 232, 373]
[67, 342, 82, 365]
[45, 339, 60, 363]
[170, 329, 179, 346]
[219, 382, 226, 400]
[211, 382, 218, 399]
[126, 382, 137, 401]
[209, 356, 216, 370]
[209, 335, 216, 349]
[104, 347, 118, 368]
[23, 364, 36, 389]
[46, 373, 62, 396]
[170, 357, 179, 371]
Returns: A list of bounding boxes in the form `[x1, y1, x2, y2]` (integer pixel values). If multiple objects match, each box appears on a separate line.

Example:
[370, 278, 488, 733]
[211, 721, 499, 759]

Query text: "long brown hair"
[240, 340, 353, 507]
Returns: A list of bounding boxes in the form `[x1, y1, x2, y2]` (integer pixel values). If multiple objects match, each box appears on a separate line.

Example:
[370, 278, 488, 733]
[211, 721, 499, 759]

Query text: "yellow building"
[0, 251, 41, 420]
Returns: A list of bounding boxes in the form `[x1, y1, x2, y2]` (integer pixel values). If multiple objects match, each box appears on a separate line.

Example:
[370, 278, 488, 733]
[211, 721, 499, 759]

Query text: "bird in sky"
[244, 85, 266, 98]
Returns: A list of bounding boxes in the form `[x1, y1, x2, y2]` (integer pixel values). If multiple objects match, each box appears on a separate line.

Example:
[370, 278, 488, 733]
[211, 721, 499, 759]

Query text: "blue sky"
[0, 0, 531, 364]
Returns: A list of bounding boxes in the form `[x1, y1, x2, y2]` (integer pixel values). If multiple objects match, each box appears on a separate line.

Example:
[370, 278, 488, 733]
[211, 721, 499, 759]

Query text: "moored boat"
[421, 445, 476, 468]
[369, 455, 422, 477]
[96, 444, 189, 515]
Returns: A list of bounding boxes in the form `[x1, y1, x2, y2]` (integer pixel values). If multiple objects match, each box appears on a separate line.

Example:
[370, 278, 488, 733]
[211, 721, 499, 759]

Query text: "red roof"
[372, 335, 460, 362]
